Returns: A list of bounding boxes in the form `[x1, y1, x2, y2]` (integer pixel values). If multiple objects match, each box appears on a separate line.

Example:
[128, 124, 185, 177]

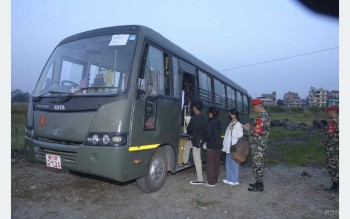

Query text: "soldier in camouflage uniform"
[243, 99, 270, 192]
[321, 105, 339, 193]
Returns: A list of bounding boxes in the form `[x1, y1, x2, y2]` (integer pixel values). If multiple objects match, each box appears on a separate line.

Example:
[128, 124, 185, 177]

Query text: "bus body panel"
[88, 99, 131, 132]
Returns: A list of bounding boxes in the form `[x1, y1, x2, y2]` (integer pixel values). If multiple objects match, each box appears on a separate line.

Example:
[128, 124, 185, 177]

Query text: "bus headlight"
[91, 134, 99, 144]
[112, 136, 123, 143]
[102, 135, 110, 144]
[85, 132, 127, 146]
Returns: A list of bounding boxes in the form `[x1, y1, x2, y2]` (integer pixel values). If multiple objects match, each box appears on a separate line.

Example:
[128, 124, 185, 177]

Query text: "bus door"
[134, 44, 182, 165]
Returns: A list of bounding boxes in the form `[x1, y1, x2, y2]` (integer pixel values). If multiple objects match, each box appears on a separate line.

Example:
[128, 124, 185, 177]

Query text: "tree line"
[11, 89, 30, 103]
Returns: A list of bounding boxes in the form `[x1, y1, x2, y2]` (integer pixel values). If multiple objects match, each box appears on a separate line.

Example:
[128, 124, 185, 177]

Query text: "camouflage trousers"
[251, 145, 266, 183]
[326, 155, 339, 183]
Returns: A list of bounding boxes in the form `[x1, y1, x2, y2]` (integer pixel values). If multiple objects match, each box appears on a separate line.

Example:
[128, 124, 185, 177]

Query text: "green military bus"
[25, 25, 250, 192]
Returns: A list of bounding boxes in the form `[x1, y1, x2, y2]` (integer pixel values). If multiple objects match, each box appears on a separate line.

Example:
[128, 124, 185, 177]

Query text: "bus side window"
[138, 44, 164, 99]
[144, 99, 157, 130]
[172, 57, 180, 98]
[164, 54, 171, 96]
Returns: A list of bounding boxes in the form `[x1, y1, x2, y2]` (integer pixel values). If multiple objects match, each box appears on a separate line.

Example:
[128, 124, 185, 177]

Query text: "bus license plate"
[46, 154, 62, 169]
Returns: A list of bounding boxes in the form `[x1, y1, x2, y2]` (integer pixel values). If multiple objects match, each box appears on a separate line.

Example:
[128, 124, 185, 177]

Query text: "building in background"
[256, 91, 277, 106]
[283, 91, 305, 108]
[327, 90, 339, 107]
[308, 86, 328, 107]
[257, 87, 339, 108]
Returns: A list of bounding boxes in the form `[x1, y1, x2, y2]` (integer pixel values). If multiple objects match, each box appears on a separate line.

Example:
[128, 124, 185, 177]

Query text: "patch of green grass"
[268, 127, 305, 142]
[193, 198, 219, 207]
[278, 132, 325, 166]
[11, 103, 28, 150]
[266, 158, 280, 165]
[268, 127, 325, 166]
[248, 107, 327, 166]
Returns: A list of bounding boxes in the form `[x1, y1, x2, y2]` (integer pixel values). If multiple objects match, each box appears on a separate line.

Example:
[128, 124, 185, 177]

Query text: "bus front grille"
[35, 147, 77, 163]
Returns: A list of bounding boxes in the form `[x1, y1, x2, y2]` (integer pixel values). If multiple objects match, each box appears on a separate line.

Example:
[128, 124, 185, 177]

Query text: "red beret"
[251, 99, 263, 105]
[325, 105, 339, 112]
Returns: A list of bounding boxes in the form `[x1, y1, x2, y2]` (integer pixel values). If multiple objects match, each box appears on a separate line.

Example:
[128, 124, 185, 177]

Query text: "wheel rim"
[149, 157, 165, 184]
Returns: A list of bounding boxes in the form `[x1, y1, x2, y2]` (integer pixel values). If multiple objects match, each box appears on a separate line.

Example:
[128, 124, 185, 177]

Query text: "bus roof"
[58, 25, 249, 96]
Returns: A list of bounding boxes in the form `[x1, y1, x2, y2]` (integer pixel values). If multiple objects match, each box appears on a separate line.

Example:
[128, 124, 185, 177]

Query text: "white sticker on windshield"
[109, 34, 129, 46]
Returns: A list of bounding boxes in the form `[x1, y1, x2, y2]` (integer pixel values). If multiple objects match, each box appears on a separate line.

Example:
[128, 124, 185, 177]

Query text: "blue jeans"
[225, 153, 240, 183]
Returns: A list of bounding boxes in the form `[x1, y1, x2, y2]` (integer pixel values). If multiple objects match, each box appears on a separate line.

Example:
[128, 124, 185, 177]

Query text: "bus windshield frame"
[33, 34, 138, 97]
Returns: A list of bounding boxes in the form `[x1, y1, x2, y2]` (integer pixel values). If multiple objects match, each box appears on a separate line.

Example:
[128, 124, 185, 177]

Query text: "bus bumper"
[24, 137, 151, 182]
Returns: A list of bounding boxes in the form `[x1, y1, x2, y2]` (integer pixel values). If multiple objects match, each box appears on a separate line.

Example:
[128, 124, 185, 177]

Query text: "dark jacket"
[205, 117, 222, 150]
[187, 113, 206, 147]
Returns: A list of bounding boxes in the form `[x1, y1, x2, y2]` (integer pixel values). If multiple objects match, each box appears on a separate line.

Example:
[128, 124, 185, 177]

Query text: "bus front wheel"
[136, 148, 168, 193]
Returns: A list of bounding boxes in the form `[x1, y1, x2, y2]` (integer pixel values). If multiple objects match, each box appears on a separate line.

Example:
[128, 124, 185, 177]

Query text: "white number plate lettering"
[46, 154, 62, 169]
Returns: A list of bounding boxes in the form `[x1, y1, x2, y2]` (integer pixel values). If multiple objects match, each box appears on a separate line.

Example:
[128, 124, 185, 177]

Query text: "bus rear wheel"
[136, 148, 168, 193]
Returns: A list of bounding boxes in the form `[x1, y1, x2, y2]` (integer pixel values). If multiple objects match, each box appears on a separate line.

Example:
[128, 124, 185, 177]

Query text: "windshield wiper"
[54, 87, 118, 103]
[54, 87, 91, 103]
[32, 91, 69, 103]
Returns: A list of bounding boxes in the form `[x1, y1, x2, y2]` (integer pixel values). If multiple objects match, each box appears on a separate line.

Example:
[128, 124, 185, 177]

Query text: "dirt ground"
[11, 157, 339, 219]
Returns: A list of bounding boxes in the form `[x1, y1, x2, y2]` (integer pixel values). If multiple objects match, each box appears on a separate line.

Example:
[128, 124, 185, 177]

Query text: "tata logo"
[52, 127, 61, 135]
[54, 105, 65, 110]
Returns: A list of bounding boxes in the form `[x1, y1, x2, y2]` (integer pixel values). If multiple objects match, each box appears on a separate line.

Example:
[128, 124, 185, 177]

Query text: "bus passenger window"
[144, 99, 157, 130]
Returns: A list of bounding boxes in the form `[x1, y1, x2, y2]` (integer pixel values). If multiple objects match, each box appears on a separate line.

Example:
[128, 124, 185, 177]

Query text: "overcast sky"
[11, 0, 339, 100]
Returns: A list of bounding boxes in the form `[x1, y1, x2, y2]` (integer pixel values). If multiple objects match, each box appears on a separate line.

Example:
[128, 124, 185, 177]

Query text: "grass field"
[11, 103, 28, 151]
[266, 127, 325, 166]
[249, 108, 328, 166]
[11, 104, 328, 166]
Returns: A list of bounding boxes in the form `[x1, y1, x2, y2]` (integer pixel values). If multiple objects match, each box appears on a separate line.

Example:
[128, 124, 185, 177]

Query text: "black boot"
[249, 182, 259, 187]
[325, 182, 339, 193]
[248, 182, 264, 192]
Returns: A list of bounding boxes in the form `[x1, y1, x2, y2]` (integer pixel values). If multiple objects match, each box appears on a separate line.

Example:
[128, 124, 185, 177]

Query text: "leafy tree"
[277, 99, 284, 106]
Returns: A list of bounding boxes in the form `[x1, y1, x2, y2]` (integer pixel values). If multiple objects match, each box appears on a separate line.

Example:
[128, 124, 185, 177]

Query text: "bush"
[308, 106, 322, 113]
[266, 106, 286, 113]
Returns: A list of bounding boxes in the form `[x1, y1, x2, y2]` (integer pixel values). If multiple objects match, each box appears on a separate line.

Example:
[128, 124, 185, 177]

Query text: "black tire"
[136, 149, 168, 193]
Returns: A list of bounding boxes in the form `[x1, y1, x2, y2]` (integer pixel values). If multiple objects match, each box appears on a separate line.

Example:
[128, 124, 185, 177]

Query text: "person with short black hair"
[203, 106, 222, 187]
[180, 101, 206, 185]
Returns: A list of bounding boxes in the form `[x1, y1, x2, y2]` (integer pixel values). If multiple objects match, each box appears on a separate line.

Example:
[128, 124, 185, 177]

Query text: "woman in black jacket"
[204, 106, 223, 187]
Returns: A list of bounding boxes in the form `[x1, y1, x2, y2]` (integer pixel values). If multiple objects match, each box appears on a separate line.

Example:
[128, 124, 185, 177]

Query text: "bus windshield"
[33, 34, 137, 97]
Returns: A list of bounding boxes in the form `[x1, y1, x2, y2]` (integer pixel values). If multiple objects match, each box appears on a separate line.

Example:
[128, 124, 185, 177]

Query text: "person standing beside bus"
[243, 99, 270, 192]
[321, 105, 339, 193]
[222, 108, 243, 186]
[204, 106, 222, 187]
[180, 101, 206, 185]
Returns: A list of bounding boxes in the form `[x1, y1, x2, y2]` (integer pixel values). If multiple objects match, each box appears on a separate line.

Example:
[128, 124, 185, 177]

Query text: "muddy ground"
[11, 156, 339, 219]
